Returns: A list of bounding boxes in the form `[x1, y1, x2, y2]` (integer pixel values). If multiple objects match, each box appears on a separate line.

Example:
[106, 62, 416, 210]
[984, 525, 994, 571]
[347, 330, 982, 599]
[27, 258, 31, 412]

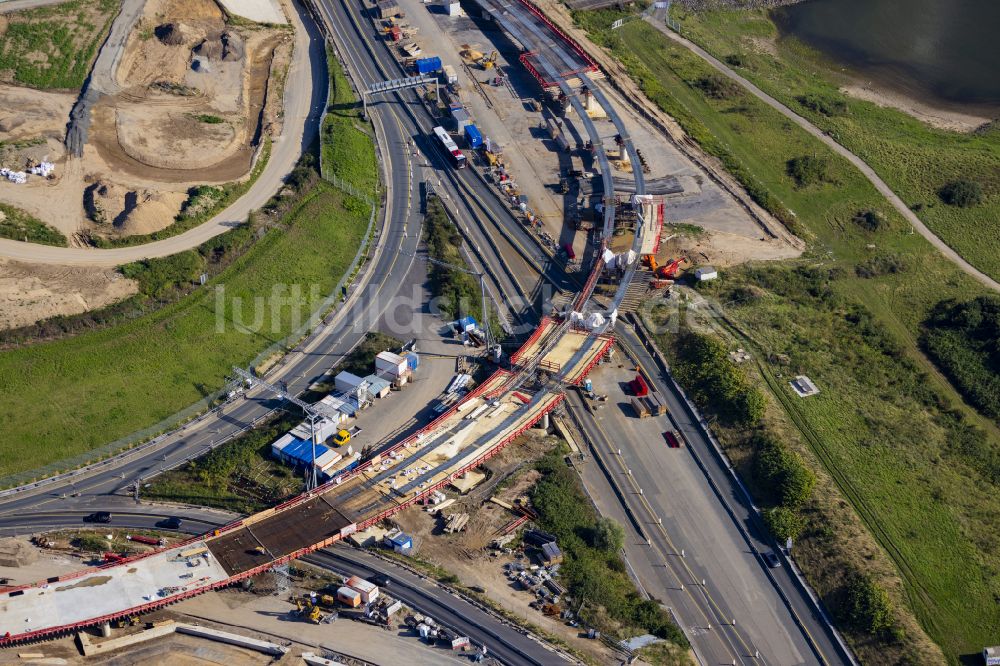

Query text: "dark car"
[85, 511, 111, 524]
[157, 517, 182, 530]
[369, 574, 391, 587]
[761, 550, 781, 568]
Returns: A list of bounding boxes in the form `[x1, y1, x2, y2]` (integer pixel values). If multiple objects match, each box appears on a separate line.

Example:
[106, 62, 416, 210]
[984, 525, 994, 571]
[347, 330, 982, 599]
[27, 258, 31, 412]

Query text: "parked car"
[85, 511, 111, 524]
[761, 550, 781, 568]
[157, 517, 182, 530]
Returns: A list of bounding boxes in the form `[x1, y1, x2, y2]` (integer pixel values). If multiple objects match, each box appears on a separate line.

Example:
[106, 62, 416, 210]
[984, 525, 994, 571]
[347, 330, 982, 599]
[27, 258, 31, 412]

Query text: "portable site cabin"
[375, 351, 408, 378]
[362, 374, 392, 398]
[335, 371, 366, 394]
[694, 266, 718, 282]
[345, 575, 380, 604]
[337, 586, 362, 608]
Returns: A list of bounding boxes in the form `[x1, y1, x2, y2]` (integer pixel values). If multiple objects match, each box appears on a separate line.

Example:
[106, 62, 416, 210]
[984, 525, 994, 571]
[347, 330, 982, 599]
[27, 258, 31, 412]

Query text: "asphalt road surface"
[0, 508, 569, 666]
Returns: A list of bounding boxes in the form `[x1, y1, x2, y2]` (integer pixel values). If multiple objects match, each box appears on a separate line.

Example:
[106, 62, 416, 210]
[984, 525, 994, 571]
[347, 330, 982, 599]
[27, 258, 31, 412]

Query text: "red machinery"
[628, 373, 649, 397]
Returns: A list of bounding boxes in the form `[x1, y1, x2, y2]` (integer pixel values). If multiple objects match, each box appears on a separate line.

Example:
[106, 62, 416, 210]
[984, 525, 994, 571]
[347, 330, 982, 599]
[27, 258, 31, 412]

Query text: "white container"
[375, 351, 408, 377]
[337, 586, 361, 607]
[335, 371, 365, 394]
[346, 575, 380, 604]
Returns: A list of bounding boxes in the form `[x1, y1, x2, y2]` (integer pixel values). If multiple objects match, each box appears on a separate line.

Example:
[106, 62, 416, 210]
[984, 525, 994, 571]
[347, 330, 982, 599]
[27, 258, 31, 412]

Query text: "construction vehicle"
[480, 51, 498, 69]
[643, 255, 687, 280]
[294, 598, 323, 624]
[333, 426, 362, 447]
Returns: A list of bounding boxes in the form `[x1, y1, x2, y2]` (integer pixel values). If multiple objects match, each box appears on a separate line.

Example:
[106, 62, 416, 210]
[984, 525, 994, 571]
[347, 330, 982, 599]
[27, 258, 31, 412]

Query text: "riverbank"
[667, 5, 1000, 284]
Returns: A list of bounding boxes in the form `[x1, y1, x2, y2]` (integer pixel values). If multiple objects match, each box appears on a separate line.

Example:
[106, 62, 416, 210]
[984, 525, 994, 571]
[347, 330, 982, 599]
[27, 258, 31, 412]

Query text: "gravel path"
[646, 17, 1000, 292]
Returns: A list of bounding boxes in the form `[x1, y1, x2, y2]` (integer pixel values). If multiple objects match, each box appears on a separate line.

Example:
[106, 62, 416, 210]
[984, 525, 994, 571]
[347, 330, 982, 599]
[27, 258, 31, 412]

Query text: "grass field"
[0, 0, 117, 89]
[667, 7, 1000, 282]
[0, 183, 368, 478]
[322, 49, 379, 195]
[570, 10, 1000, 662]
[0, 202, 66, 246]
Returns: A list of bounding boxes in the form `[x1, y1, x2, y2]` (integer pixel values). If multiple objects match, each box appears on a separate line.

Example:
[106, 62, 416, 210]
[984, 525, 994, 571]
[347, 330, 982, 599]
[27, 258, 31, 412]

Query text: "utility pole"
[230, 367, 340, 491]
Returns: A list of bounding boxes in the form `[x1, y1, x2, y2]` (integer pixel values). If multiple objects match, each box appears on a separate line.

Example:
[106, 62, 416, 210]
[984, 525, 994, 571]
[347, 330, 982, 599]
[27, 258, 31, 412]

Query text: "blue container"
[404, 351, 420, 370]
[415, 56, 442, 74]
[584, 378, 593, 392]
[465, 124, 483, 149]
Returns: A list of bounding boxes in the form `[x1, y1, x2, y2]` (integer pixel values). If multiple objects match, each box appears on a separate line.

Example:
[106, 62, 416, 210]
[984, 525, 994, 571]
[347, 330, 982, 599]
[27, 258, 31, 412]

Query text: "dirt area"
[389, 432, 620, 664]
[0, 536, 91, 587]
[0, 257, 137, 330]
[395, 0, 799, 266]
[0, 0, 292, 246]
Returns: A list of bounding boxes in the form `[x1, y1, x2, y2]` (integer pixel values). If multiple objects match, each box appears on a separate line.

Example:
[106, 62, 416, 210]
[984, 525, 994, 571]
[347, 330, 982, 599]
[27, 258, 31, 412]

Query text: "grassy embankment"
[0, 56, 378, 482]
[570, 8, 1000, 663]
[0, 202, 66, 246]
[669, 6, 1000, 282]
[321, 48, 380, 195]
[0, 0, 117, 89]
[145, 331, 401, 512]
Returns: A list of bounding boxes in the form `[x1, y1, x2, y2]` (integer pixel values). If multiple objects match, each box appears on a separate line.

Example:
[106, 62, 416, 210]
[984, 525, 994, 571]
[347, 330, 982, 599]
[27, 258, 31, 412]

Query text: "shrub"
[673, 331, 767, 427]
[593, 517, 625, 553]
[692, 73, 743, 100]
[852, 208, 887, 232]
[763, 506, 804, 541]
[73, 533, 110, 552]
[752, 432, 816, 508]
[855, 252, 907, 279]
[195, 114, 224, 124]
[786, 155, 830, 188]
[938, 178, 983, 207]
[723, 53, 747, 68]
[796, 93, 848, 117]
[922, 295, 1000, 423]
[844, 573, 894, 636]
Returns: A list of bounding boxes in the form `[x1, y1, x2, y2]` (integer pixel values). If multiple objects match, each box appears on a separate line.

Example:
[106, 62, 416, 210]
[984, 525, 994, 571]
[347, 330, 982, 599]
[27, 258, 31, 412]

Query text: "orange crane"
[655, 256, 686, 279]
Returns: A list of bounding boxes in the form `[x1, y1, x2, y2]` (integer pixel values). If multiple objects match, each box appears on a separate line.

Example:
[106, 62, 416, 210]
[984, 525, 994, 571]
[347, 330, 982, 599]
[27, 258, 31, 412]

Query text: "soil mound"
[154, 22, 189, 46]
[192, 30, 244, 62]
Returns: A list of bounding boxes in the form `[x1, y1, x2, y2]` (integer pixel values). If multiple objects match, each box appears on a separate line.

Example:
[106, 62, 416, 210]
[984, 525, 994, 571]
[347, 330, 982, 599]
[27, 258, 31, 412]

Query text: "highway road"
[580, 321, 851, 665]
[0, 508, 569, 666]
[0, 0, 326, 265]
[0, 0, 425, 512]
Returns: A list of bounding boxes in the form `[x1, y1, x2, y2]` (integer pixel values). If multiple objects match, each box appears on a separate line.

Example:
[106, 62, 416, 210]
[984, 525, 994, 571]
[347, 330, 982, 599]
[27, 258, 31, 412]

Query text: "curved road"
[0, 0, 327, 266]
[646, 18, 1000, 292]
[0, 509, 569, 666]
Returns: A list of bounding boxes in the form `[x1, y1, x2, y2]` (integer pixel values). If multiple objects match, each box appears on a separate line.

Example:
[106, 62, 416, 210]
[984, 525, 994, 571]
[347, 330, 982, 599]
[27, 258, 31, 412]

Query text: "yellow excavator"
[480, 51, 498, 69]
[294, 598, 323, 624]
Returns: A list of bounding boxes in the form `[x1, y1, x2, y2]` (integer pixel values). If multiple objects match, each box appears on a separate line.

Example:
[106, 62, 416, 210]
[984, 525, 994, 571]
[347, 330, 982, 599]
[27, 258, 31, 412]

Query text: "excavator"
[643, 255, 687, 289]
[480, 50, 498, 69]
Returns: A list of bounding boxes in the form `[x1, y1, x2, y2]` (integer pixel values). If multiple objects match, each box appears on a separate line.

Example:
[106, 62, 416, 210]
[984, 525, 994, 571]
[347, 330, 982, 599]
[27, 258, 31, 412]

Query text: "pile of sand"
[193, 30, 244, 62]
[83, 179, 185, 234]
[0, 538, 38, 568]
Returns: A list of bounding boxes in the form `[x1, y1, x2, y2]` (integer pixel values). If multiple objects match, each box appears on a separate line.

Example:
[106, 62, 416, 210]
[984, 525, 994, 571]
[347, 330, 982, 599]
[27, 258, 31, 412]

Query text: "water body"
[773, 0, 1000, 108]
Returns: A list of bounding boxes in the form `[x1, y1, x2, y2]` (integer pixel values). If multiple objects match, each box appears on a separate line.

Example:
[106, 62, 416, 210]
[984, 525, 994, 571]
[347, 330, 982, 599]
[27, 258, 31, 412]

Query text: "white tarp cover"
[585, 312, 606, 330]
[602, 248, 616, 269]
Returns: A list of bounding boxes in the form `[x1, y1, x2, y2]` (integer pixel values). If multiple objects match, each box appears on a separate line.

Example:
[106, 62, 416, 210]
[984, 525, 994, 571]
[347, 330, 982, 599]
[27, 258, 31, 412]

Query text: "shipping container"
[464, 124, 483, 149]
[362, 374, 392, 398]
[441, 64, 458, 84]
[346, 575, 380, 604]
[376, 0, 399, 18]
[415, 56, 442, 74]
[449, 104, 471, 133]
[337, 586, 362, 608]
[375, 351, 408, 377]
[404, 351, 420, 370]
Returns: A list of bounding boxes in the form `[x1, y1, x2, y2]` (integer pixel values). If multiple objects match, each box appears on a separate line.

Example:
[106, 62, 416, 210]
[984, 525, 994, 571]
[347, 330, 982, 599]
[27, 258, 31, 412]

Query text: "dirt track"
[0, 0, 323, 266]
[644, 17, 1000, 293]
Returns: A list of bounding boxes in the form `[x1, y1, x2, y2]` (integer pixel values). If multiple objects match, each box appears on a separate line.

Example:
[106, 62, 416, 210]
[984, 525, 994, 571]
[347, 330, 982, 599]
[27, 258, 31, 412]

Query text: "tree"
[938, 178, 983, 207]
[852, 209, 887, 232]
[593, 517, 625, 553]
[844, 573, 894, 635]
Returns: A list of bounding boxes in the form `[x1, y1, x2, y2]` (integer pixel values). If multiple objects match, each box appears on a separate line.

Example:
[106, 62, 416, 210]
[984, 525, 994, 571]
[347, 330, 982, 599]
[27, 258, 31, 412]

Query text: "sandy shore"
[840, 82, 995, 133]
